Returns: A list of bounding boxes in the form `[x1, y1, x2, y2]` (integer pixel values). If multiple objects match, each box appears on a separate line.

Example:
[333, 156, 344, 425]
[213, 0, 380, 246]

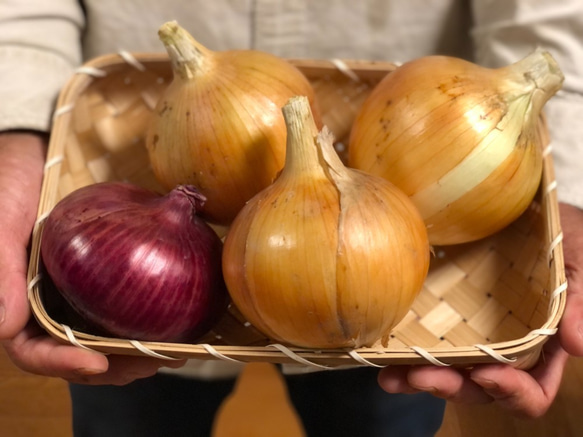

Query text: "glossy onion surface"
[349, 50, 564, 245]
[40, 182, 228, 343]
[223, 97, 430, 349]
[146, 21, 320, 225]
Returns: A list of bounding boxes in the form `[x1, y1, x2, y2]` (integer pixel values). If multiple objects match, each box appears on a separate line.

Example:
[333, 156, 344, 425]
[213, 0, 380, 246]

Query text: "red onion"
[40, 182, 228, 343]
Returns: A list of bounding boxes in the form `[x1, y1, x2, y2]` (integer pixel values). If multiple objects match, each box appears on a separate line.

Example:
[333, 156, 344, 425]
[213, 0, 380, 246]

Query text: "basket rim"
[27, 52, 568, 370]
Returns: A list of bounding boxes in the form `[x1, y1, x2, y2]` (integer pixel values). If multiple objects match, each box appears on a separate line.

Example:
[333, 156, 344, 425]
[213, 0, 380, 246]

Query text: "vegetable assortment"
[40, 21, 564, 347]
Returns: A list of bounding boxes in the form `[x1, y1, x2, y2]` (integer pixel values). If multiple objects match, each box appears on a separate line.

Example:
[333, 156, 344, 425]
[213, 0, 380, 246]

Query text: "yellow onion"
[145, 21, 319, 225]
[348, 49, 564, 245]
[222, 96, 430, 349]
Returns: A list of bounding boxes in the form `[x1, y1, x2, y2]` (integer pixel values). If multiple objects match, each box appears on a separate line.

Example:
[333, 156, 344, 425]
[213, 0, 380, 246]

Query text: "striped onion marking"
[411, 97, 531, 220]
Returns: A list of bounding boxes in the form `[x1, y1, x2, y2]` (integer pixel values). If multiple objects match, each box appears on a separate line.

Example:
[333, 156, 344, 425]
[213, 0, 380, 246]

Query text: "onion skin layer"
[348, 50, 564, 245]
[222, 97, 429, 349]
[40, 182, 229, 343]
[146, 21, 320, 226]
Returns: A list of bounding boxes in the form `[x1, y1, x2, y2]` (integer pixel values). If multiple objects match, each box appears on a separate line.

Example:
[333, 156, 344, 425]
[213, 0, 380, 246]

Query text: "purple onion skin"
[40, 182, 229, 343]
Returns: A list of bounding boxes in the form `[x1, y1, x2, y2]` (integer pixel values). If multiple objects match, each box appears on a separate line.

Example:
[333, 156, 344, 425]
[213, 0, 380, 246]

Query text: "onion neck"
[176, 185, 206, 212]
[158, 21, 212, 80]
[281, 96, 326, 178]
[155, 185, 206, 225]
[497, 49, 564, 119]
[281, 96, 353, 188]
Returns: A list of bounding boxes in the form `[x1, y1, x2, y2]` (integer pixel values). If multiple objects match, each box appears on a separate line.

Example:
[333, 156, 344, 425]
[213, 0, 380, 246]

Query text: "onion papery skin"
[222, 96, 430, 349]
[348, 50, 564, 245]
[146, 21, 320, 225]
[40, 182, 228, 343]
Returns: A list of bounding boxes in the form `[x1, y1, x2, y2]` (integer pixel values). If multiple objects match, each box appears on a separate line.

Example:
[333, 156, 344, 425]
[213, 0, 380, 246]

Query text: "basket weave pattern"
[27, 53, 567, 369]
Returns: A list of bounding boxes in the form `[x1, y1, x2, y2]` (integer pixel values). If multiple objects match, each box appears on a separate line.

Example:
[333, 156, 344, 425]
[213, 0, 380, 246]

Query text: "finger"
[559, 286, 583, 356]
[4, 322, 187, 385]
[377, 365, 421, 394]
[5, 326, 187, 385]
[558, 203, 583, 356]
[0, 135, 46, 340]
[406, 365, 493, 404]
[69, 355, 187, 386]
[470, 337, 568, 418]
[3, 323, 110, 379]
[0, 246, 32, 340]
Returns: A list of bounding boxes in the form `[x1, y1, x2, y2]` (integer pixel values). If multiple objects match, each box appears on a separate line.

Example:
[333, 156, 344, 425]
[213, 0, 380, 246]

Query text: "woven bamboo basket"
[27, 52, 567, 370]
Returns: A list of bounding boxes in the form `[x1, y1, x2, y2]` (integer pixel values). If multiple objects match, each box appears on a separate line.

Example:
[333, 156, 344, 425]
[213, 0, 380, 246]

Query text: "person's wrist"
[0, 129, 49, 148]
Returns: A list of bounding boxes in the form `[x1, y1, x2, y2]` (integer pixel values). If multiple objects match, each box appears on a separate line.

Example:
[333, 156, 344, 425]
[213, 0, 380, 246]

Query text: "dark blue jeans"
[69, 367, 445, 437]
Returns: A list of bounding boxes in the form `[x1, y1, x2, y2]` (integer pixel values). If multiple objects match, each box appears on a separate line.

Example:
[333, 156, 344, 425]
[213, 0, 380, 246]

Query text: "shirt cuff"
[0, 46, 76, 132]
[546, 91, 583, 209]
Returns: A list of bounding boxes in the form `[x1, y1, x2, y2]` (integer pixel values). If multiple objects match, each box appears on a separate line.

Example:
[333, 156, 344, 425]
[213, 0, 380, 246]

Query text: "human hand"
[378, 202, 583, 418]
[378, 336, 568, 419]
[0, 132, 185, 385]
[556, 203, 583, 357]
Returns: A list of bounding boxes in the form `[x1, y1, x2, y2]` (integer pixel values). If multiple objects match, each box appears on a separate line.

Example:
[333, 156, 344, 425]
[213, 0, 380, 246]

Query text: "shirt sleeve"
[0, 0, 85, 132]
[470, 0, 583, 209]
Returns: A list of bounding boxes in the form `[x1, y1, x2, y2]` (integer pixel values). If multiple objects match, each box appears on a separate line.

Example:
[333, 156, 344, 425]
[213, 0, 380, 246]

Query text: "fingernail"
[0, 303, 5, 325]
[472, 377, 499, 391]
[165, 359, 187, 369]
[410, 384, 438, 394]
[74, 367, 106, 376]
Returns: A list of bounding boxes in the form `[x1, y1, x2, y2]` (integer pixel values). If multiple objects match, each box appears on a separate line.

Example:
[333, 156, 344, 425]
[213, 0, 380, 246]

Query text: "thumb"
[558, 203, 583, 356]
[0, 242, 32, 340]
[559, 274, 583, 356]
[0, 133, 47, 341]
